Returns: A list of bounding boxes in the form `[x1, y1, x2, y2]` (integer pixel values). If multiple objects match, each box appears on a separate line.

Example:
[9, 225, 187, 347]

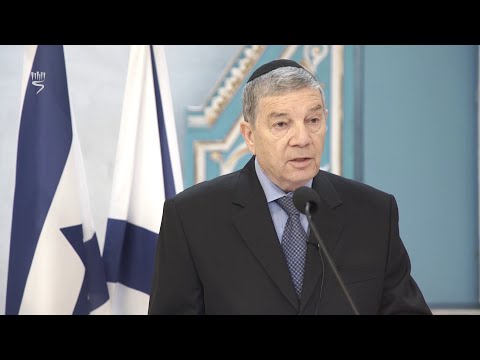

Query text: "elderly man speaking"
[148, 59, 431, 315]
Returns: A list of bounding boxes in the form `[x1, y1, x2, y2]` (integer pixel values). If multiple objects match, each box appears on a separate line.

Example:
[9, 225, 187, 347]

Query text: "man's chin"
[283, 175, 317, 192]
[289, 166, 318, 180]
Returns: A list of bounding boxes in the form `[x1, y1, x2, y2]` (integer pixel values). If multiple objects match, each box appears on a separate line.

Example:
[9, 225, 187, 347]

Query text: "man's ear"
[240, 121, 255, 155]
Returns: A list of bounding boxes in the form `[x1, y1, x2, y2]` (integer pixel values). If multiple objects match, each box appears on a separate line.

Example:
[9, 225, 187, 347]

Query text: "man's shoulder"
[319, 170, 392, 203]
[172, 170, 241, 206]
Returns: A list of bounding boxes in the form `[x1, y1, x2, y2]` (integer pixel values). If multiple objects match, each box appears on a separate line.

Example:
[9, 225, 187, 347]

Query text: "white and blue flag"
[103, 45, 183, 314]
[6, 45, 110, 315]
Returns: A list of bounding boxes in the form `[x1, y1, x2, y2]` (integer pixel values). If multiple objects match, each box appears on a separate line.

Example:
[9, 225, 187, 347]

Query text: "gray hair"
[242, 66, 326, 127]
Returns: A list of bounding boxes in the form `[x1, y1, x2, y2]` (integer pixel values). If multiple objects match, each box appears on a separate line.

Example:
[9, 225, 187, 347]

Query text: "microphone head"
[293, 187, 321, 215]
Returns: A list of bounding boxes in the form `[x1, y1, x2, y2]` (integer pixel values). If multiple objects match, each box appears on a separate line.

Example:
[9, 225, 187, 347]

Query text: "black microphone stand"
[305, 202, 360, 315]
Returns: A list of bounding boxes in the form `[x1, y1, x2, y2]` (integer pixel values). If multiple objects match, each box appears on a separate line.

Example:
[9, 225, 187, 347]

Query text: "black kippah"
[246, 59, 305, 83]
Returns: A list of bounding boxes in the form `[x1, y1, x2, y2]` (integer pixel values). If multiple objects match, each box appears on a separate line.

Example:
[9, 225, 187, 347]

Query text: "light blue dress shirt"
[254, 158, 312, 243]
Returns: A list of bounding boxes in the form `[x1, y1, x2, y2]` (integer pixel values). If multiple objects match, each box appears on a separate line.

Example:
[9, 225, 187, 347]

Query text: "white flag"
[103, 45, 183, 314]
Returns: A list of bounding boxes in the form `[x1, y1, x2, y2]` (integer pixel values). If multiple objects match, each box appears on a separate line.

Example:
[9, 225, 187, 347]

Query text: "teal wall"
[363, 45, 478, 306]
[165, 45, 239, 165]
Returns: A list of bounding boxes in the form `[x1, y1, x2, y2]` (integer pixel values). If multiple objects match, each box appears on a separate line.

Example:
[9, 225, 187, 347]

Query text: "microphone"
[293, 187, 360, 315]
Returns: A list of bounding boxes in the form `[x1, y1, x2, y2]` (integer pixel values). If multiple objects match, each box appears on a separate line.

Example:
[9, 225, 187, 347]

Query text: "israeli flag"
[103, 45, 183, 314]
[5, 45, 110, 315]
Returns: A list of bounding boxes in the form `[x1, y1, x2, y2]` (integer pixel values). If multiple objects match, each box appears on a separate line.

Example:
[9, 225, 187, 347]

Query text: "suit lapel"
[300, 171, 344, 312]
[232, 157, 299, 311]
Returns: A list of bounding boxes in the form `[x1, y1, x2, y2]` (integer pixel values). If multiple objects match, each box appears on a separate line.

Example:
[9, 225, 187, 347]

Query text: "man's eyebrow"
[308, 104, 324, 112]
[267, 104, 324, 119]
[267, 111, 289, 119]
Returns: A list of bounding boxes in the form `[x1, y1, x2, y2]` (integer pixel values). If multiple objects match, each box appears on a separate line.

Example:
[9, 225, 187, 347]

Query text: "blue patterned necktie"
[276, 192, 308, 298]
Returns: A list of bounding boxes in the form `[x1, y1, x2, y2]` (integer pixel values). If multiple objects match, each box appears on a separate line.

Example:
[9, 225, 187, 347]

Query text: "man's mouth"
[289, 158, 313, 167]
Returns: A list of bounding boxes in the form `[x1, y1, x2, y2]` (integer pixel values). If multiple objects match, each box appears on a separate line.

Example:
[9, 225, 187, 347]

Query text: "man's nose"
[290, 123, 311, 147]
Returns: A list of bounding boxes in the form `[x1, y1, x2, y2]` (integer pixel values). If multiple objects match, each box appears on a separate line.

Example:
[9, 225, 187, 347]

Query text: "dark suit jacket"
[149, 156, 431, 315]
